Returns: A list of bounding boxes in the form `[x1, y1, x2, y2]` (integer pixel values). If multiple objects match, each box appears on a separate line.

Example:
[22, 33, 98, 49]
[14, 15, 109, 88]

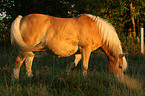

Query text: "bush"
[121, 36, 140, 54]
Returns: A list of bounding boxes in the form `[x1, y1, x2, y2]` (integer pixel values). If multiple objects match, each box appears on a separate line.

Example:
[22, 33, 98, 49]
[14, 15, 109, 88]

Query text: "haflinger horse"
[11, 14, 127, 80]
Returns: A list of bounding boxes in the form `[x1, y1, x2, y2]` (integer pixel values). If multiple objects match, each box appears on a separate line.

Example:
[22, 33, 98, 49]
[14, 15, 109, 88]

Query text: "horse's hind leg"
[25, 52, 34, 78]
[68, 54, 82, 73]
[13, 53, 26, 80]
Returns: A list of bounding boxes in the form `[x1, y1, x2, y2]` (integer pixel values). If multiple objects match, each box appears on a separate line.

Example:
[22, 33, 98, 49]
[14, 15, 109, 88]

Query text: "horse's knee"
[15, 56, 23, 68]
[13, 55, 25, 80]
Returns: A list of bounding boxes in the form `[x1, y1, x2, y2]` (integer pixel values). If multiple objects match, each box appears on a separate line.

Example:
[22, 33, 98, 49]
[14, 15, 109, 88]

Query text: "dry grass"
[0, 46, 145, 96]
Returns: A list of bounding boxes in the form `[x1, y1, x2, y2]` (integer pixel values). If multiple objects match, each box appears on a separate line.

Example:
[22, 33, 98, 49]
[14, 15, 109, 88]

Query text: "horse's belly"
[46, 41, 78, 57]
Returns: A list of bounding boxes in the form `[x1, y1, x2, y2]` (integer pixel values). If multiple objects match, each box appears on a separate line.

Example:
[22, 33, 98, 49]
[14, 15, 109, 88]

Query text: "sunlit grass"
[0, 46, 145, 96]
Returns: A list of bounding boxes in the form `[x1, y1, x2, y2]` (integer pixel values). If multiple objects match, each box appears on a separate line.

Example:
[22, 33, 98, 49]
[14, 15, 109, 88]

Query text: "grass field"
[0, 46, 145, 96]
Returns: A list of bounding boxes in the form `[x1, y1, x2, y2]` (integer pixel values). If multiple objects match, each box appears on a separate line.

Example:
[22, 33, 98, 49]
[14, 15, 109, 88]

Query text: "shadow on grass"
[0, 46, 145, 95]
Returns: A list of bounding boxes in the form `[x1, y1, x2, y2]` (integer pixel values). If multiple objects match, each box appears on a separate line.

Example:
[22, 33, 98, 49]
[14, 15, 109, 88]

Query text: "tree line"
[0, 0, 145, 53]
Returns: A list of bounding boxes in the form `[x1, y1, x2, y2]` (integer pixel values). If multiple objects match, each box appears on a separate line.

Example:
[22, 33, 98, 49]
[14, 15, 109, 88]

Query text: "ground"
[0, 46, 145, 96]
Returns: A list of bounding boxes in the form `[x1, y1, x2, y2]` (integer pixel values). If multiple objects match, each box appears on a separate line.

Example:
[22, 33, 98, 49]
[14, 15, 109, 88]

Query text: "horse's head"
[108, 52, 127, 79]
[118, 53, 126, 69]
[118, 53, 127, 71]
[114, 53, 127, 79]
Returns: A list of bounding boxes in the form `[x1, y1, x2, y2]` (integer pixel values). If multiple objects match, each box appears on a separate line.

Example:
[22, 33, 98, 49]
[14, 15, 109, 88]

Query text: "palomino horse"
[11, 14, 127, 80]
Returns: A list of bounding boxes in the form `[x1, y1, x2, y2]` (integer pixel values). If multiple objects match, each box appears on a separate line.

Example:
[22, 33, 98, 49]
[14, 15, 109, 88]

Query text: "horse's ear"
[119, 53, 126, 59]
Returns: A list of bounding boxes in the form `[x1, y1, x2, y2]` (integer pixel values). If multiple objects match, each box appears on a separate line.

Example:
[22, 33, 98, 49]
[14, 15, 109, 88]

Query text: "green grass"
[0, 46, 145, 96]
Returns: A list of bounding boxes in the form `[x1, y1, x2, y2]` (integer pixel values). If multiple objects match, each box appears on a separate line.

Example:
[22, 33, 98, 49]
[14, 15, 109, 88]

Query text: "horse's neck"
[101, 44, 117, 66]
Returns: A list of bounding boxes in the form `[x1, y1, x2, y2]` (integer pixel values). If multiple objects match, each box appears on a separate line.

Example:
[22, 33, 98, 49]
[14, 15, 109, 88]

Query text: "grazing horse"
[11, 14, 127, 80]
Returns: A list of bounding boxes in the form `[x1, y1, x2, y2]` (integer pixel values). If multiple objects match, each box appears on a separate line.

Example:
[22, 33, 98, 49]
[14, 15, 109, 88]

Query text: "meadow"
[0, 45, 145, 96]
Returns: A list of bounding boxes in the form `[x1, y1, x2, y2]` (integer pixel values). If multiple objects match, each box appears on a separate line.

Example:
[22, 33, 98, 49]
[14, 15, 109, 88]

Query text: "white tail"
[10, 15, 44, 52]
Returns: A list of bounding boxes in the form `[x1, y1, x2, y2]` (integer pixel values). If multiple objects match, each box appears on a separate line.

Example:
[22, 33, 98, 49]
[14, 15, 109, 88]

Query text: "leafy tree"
[0, 0, 71, 41]
[0, 0, 145, 53]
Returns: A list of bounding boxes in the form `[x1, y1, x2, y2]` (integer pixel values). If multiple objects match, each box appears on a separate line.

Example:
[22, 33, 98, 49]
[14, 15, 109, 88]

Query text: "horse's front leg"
[81, 47, 91, 76]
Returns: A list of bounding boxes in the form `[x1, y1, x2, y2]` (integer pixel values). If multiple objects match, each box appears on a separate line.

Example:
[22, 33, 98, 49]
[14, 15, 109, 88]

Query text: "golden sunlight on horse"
[11, 14, 127, 80]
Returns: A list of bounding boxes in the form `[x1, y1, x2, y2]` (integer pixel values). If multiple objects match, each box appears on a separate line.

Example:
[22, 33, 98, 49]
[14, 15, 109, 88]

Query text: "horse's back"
[18, 14, 102, 56]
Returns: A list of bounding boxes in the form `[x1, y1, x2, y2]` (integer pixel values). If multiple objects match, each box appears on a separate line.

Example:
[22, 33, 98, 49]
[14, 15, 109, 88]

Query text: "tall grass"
[0, 46, 145, 96]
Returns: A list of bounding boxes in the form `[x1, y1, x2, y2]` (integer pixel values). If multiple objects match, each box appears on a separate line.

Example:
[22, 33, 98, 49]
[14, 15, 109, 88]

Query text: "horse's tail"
[10, 15, 44, 52]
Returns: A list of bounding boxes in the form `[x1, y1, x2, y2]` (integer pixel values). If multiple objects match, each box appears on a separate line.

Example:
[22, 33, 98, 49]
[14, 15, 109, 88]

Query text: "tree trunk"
[130, 2, 136, 37]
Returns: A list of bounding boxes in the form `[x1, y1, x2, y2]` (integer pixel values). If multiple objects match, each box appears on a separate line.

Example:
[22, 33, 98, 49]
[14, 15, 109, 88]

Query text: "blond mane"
[84, 14, 122, 57]
[84, 14, 127, 70]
